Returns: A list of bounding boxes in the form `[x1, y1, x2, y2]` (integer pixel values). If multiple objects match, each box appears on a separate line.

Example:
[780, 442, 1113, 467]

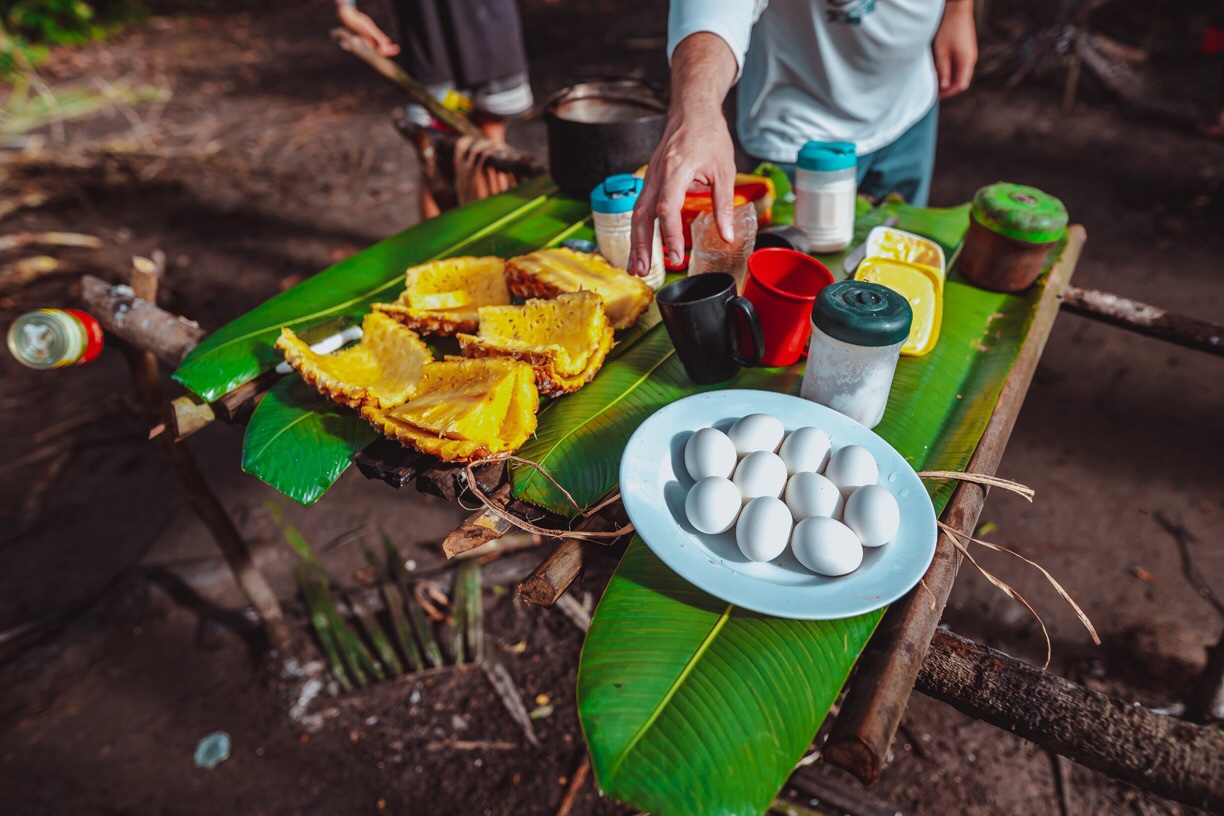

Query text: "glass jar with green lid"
[958, 182, 1068, 292]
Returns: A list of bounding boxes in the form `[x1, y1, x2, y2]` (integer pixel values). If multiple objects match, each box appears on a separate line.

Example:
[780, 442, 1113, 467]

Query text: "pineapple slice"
[276, 312, 433, 410]
[456, 291, 614, 396]
[362, 358, 539, 462]
[373, 256, 510, 335]
[504, 247, 653, 330]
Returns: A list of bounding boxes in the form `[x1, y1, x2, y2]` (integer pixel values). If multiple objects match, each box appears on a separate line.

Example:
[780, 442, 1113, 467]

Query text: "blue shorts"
[765, 103, 938, 207]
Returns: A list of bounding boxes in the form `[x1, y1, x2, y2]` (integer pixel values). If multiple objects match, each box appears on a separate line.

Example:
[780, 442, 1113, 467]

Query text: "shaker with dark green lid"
[801, 281, 913, 428]
[959, 182, 1069, 292]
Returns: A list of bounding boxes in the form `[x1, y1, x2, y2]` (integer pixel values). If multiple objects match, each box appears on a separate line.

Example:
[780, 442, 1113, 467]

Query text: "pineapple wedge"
[373, 256, 510, 335]
[276, 312, 433, 410]
[362, 358, 539, 462]
[456, 291, 614, 396]
[504, 247, 653, 330]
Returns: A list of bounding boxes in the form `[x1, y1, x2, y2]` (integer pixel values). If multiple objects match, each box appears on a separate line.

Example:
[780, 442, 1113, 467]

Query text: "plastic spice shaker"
[801, 281, 912, 428]
[591, 174, 665, 290]
[687, 202, 759, 293]
[794, 141, 857, 252]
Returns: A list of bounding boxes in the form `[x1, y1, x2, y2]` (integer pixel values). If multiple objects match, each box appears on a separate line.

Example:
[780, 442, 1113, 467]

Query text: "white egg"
[791, 516, 864, 576]
[778, 427, 832, 475]
[727, 413, 785, 457]
[685, 477, 742, 534]
[843, 485, 900, 547]
[735, 496, 793, 562]
[824, 445, 879, 498]
[732, 451, 788, 501]
[784, 471, 844, 521]
[684, 427, 738, 481]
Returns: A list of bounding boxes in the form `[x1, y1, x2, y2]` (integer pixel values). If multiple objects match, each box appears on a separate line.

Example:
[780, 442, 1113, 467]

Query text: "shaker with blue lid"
[591, 174, 665, 289]
[794, 140, 857, 253]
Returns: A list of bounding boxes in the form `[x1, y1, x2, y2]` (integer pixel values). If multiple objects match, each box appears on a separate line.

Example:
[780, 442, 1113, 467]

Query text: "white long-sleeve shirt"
[668, 0, 942, 159]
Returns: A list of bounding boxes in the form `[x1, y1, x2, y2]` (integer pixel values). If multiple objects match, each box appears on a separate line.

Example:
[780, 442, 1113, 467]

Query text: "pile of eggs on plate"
[682, 414, 901, 576]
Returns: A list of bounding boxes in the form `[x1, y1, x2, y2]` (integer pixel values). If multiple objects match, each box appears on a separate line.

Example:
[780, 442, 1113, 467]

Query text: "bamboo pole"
[916, 629, 1224, 813]
[822, 227, 1084, 783]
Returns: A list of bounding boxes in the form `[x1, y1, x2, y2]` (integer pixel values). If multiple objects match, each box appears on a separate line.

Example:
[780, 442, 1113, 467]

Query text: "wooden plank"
[822, 226, 1085, 784]
[916, 629, 1224, 814]
[352, 439, 437, 489]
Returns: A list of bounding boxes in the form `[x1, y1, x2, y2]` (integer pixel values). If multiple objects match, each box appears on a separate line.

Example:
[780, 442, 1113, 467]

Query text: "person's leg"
[856, 104, 938, 206]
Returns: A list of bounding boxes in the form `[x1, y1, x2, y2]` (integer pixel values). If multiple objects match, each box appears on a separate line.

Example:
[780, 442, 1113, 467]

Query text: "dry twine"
[460, 456, 1098, 666]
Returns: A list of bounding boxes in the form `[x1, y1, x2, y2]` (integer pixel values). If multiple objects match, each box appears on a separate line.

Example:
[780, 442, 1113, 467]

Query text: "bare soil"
[1, 1, 1222, 814]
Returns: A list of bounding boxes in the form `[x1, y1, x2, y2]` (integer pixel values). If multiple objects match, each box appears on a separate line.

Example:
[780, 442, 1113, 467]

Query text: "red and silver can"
[7, 309, 104, 369]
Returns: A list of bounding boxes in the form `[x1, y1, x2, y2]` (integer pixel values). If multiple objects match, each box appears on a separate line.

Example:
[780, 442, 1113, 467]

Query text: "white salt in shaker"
[794, 141, 857, 253]
[591, 174, 665, 290]
[801, 281, 912, 428]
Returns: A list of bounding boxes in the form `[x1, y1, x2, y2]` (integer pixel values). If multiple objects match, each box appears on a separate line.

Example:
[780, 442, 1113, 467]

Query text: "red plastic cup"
[742, 248, 836, 366]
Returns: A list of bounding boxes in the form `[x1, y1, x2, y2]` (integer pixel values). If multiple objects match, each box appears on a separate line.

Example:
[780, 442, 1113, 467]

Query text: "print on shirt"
[826, 0, 877, 25]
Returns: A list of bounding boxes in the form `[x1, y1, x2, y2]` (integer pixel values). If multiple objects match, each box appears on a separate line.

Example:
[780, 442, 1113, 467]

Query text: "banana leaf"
[174, 176, 560, 401]
[512, 324, 801, 513]
[576, 206, 1059, 815]
[239, 191, 593, 504]
[243, 376, 378, 505]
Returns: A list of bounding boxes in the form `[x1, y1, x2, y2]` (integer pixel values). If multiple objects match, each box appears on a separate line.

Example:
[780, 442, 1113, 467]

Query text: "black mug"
[657, 273, 765, 385]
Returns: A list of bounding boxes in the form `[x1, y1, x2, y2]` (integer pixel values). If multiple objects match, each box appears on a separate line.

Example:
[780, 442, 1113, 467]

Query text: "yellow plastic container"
[854, 257, 943, 356]
[864, 226, 946, 283]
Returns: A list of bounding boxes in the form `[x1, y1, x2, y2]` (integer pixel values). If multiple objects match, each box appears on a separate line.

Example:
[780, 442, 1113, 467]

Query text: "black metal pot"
[544, 80, 667, 199]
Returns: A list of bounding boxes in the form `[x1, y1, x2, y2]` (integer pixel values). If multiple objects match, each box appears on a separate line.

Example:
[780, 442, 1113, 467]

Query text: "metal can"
[7, 309, 104, 369]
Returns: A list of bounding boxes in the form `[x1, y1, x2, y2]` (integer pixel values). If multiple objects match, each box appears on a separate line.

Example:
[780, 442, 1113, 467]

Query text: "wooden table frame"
[79, 226, 1224, 812]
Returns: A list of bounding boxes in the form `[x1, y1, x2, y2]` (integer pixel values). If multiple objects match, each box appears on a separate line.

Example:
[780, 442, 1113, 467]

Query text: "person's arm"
[933, 0, 977, 99]
[336, 0, 400, 58]
[628, 33, 738, 275]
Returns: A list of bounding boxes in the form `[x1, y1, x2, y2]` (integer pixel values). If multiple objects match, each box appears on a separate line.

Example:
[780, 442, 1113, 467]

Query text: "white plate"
[619, 390, 937, 620]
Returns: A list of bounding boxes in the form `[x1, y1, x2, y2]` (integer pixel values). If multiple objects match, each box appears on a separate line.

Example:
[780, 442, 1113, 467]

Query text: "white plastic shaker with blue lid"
[591, 174, 665, 290]
[794, 141, 857, 253]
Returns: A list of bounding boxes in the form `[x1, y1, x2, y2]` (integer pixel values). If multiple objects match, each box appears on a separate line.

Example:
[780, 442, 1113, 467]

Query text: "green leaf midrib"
[245, 400, 320, 462]
[604, 602, 733, 786]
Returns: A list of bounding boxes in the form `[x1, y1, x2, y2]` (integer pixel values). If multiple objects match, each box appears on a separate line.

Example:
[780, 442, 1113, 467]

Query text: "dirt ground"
[1, 1, 1222, 814]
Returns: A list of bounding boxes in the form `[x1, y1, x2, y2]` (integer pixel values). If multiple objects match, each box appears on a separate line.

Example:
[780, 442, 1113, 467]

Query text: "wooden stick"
[168, 393, 216, 440]
[120, 255, 291, 654]
[80, 274, 205, 367]
[330, 28, 482, 139]
[442, 485, 567, 559]
[823, 226, 1084, 783]
[352, 439, 437, 489]
[1062, 284, 1223, 357]
[211, 370, 280, 423]
[392, 114, 548, 180]
[916, 629, 1224, 813]
[555, 755, 591, 816]
[517, 498, 630, 607]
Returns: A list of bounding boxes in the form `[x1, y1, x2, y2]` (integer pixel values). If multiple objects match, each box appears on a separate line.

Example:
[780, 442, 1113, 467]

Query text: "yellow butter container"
[864, 226, 946, 283]
[854, 257, 943, 356]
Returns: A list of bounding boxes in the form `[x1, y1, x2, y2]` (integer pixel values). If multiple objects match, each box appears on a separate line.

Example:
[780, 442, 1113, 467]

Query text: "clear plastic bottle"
[687, 202, 759, 293]
[591, 174, 665, 289]
[794, 141, 857, 253]
[801, 281, 912, 428]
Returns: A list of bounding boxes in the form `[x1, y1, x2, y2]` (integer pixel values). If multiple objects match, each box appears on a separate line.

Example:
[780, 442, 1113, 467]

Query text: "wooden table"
[80, 179, 1224, 813]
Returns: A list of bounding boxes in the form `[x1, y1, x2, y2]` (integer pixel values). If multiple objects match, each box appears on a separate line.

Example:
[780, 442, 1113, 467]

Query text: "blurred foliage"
[1, 0, 147, 77]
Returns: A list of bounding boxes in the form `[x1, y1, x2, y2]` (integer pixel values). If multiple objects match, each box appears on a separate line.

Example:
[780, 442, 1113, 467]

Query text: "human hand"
[933, 0, 977, 99]
[337, 4, 400, 57]
[628, 106, 737, 276]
